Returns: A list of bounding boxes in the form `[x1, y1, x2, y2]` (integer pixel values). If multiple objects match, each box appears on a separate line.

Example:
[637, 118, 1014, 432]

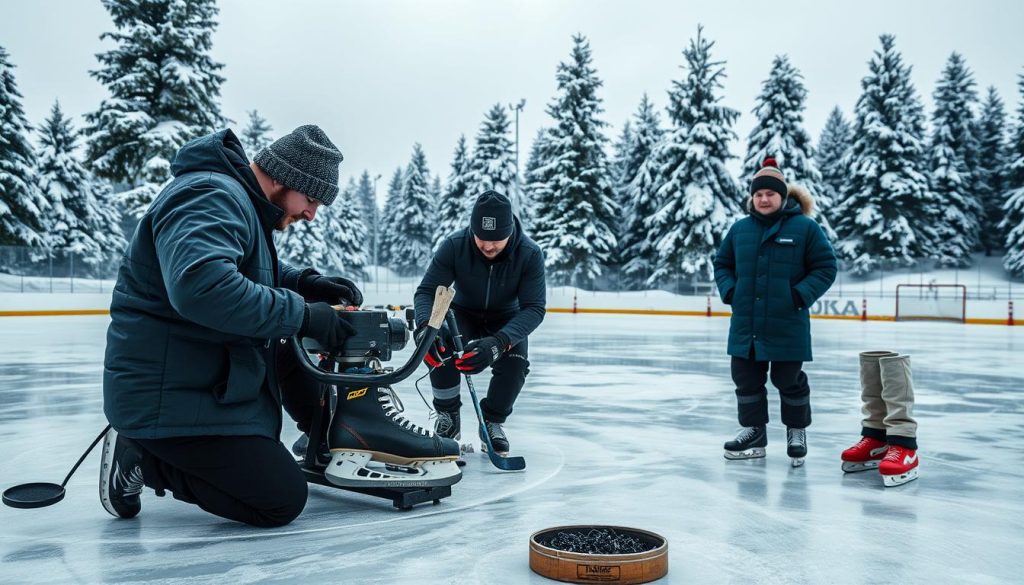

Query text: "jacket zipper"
[485, 265, 493, 311]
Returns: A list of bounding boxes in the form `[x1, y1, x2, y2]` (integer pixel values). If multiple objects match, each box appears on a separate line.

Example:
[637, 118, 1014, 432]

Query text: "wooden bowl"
[529, 525, 668, 584]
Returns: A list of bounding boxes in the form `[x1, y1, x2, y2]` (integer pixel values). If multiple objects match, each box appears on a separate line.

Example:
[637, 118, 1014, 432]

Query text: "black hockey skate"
[326, 385, 462, 489]
[724, 426, 767, 460]
[433, 406, 461, 441]
[480, 421, 510, 455]
[99, 429, 145, 519]
[787, 427, 807, 467]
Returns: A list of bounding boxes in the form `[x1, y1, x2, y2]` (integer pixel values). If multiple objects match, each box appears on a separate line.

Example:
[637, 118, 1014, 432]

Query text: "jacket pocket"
[213, 344, 266, 404]
[771, 235, 801, 264]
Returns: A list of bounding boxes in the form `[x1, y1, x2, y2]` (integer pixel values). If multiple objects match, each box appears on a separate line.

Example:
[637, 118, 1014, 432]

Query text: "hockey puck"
[529, 525, 667, 584]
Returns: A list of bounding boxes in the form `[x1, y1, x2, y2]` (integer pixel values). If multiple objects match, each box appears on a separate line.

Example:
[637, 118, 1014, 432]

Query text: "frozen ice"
[0, 313, 1022, 584]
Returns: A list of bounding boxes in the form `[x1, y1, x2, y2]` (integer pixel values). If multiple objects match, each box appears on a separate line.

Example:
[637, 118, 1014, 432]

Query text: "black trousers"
[430, 310, 530, 424]
[133, 348, 324, 528]
[731, 354, 811, 429]
[135, 434, 307, 528]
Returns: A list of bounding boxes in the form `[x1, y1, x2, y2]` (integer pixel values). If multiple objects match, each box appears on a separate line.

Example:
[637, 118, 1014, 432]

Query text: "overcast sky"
[3, 0, 1023, 202]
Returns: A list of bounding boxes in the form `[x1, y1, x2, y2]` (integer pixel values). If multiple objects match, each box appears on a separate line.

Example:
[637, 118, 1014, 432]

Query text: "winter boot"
[787, 427, 807, 467]
[480, 421, 510, 455]
[99, 429, 145, 519]
[840, 436, 888, 472]
[879, 445, 919, 487]
[724, 426, 767, 460]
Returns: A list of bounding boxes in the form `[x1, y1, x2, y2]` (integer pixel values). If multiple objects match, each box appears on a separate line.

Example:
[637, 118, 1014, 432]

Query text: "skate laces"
[378, 387, 433, 436]
[736, 427, 758, 442]
[114, 463, 144, 496]
[435, 410, 455, 434]
[787, 428, 806, 447]
[486, 421, 507, 441]
[883, 446, 904, 462]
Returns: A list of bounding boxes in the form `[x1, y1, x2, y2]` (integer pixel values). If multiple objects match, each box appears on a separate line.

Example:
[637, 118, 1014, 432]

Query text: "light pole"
[509, 99, 526, 211]
[372, 173, 382, 290]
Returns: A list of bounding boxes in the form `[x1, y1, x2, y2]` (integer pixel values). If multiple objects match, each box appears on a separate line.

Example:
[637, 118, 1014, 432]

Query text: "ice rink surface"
[1, 313, 1022, 584]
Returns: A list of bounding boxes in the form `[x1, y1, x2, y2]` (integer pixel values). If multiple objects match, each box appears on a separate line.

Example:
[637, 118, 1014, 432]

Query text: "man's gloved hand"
[414, 322, 453, 368]
[455, 336, 507, 375]
[300, 302, 358, 351]
[298, 273, 364, 307]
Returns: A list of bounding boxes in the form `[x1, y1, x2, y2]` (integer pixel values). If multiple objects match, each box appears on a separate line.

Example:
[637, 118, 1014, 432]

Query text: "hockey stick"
[445, 310, 526, 471]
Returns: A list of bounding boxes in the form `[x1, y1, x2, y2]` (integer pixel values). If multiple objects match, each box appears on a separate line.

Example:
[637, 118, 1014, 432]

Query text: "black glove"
[456, 336, 506, 375]
[414, 322, 453, 368]
[301, 302, 357, 351]
[298, 273, 364, 307]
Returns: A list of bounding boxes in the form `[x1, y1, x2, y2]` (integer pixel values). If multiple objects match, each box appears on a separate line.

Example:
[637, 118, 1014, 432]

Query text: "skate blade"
[790, 457, 805, 468]
[325, 451, 462, 489]
[882, 467, 919, 487]
[841, 460, 881, 473]
[723, 447, 766, 460]
[460, 442, 475, 454]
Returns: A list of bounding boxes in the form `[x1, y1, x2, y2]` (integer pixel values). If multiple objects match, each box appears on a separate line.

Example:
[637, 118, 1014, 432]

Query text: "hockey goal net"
[894, 284, 967, 322]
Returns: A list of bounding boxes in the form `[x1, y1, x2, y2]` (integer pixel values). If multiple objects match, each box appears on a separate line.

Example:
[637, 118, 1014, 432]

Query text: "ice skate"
[99, 429, 145, 519]
[879, 445, 919, 487]
[787, 427, 807, 467]
[326, 385, 462, 489]
[479, 421, 510, 455]
[724, 426, 767, 460]
[840, 436, 888, 472]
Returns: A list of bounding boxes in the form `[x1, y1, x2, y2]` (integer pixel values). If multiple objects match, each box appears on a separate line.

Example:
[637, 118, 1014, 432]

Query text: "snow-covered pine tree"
[353, 171, 379, 264]
[1002, 74, 1024, 278]
[84, 0, 226, 219]
[377, 167, 403, 266]
[618, 94, 663, 287]
[742, 55, 834, 239]
[320, 179, 368, 280]
[610, 120, 634, 219]
[644, 26, 741, 284]
[529, 34, 618, 286]
[0, 46, 45, 247]
[927, 52, 981, 267]
[976, 87, 1010, 256]
[832, 35, 935, 275]
[275, 212, 328, 271]
[240, 110, 273, 158]
[434, 135, 471, 249]
[36, 101, 126, 272]
[464, 104, 518, 210]
[388, 144, 435, 276]
[816, 107, 852, 227]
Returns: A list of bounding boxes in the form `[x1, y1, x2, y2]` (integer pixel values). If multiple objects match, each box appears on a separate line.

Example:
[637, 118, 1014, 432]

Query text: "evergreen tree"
[84, 0, 226, 218]
[377, 167, 404, 266]
[240, 110, 273, 157]
[816, 107, 852, 226]
[523, 127, 555, 233]
[742, 55, 834, 238]
[832, 35, 935, 275]
[275, 213, 328, 271]
[927, 52, 981, 267]
[609, 120, 634, 218]
[36, 101, 126, 270]
[389, 145, 435, 276]
[529, 34, 619, 285]
[644, 27, 741, 284]
[434, 135, 471, 249]
[0, 47, 45, 246]
[976, 87, 1010, 256]
[618, 94, 664, 286]
[1002, 74, 1024, 277]
[320, 179, 368, 279]
[464, 104, 518, 210]
[354, 171, 379, 264]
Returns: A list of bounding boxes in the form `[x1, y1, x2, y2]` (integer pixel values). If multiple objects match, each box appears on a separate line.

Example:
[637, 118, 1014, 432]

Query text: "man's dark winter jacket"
[414, 218, 546, 347]
[713, 186, 837, 362]
[103, 129, 307, 440]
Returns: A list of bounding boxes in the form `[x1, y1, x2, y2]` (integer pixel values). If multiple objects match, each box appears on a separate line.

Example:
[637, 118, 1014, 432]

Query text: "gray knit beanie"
[253, 125, 344, 206]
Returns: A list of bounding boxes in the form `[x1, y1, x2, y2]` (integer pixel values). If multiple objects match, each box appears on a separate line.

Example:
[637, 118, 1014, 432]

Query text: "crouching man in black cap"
[413, 190, 546, 454]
